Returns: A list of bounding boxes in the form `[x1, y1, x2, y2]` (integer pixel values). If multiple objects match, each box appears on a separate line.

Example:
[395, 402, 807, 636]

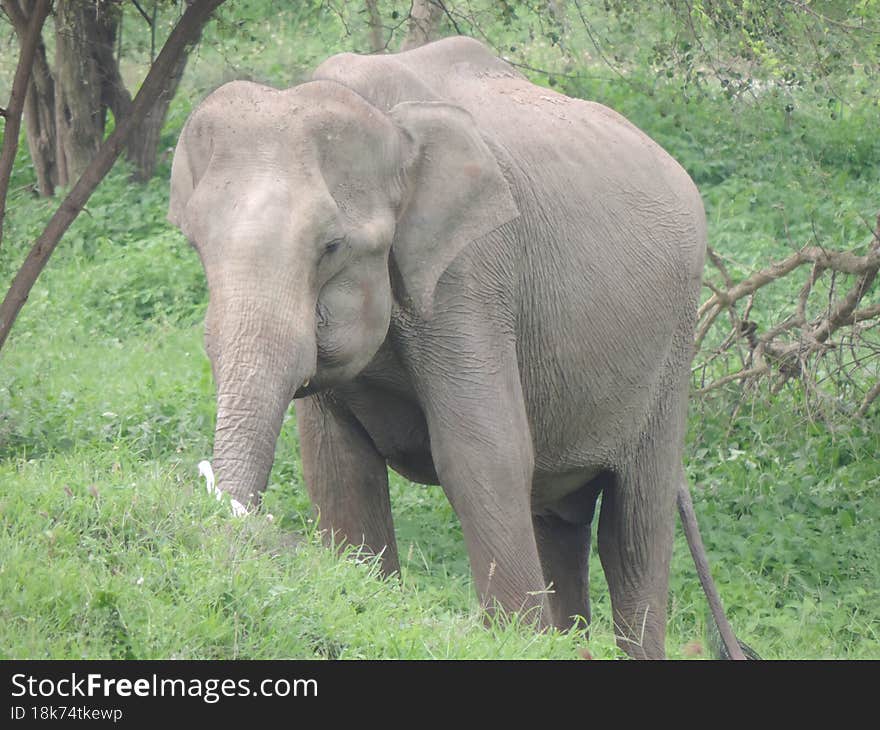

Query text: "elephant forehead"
[188, 170, 341, 252]
[196, 79, 397, 150]
[190, 91, 400, 205]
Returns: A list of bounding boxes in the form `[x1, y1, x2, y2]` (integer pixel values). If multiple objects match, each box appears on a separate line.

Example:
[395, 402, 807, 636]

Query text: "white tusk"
[302, 378, 310, 389]
[230, 499, 249, 518]
[198, 459, 250, 517]
[198, 460, 218, 499]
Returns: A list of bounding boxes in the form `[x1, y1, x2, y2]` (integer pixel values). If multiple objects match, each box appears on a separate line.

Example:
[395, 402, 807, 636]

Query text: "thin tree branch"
[0, 0, 51, 249]
[431, 0, 461, 36]
[1, 0, 27, 35]
[130, 0, 153, 26]
[695, 364, 770, 395]
[783, 0, 880, 33]
[858, 380, 880, 416]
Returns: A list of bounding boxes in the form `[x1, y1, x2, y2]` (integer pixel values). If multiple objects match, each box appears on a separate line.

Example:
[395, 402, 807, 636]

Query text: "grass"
[1, 449, 610, 660]
[1, 1, 878, 659]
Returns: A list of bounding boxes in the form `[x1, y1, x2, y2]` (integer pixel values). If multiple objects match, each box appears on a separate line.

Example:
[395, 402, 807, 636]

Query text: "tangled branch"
[693, 213, 880, 416]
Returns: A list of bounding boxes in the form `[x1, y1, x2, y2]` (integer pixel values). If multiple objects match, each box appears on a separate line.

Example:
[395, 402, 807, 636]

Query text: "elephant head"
[168, 80, 518, 504]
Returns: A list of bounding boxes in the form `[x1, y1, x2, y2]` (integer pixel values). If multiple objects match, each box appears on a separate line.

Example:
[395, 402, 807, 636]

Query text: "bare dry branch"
[695, 364, 771, 395]
[859, 380, 880, 416]
[694, 214, 880, 415]
[702, 245, 880, 315]
[706, 246, 734, 289]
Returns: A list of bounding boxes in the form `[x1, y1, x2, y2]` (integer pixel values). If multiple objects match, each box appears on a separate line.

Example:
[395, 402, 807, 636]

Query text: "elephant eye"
[323, 238, 345, 256]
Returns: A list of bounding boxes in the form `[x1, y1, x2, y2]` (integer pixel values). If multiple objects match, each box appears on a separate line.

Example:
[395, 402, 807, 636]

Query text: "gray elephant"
[168, 36, 734, 659]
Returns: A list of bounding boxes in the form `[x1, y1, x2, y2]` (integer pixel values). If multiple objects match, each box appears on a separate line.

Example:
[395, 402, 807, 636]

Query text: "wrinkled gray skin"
[169, 37, 707, 659]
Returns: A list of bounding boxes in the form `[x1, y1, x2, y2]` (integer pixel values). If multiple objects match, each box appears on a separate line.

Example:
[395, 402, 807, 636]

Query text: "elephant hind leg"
[532, 473, 607, 631]
[296, 395, 401, 578]
[533, 515, 591, 631]
[597, 444, 680, 660]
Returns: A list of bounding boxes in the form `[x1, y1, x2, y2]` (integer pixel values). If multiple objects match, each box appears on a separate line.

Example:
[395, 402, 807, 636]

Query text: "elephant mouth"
[293, 378, 314, 399]
[293, 377, 326, 400]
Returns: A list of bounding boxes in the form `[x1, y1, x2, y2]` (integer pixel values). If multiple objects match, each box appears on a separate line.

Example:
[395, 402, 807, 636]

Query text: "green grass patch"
[0, 449, 614, 659]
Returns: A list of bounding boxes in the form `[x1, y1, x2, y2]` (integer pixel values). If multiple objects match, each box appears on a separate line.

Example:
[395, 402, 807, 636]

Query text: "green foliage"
[682, 400, 880, 657]
[1, 156, 209, 461]
[1, 0, 878, 659]
[600, 0, 880, 88]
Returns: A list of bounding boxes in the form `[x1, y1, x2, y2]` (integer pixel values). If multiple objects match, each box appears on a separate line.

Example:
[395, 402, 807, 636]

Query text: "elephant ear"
[167, 117, 211, 238]
[389, 101, 520, 316]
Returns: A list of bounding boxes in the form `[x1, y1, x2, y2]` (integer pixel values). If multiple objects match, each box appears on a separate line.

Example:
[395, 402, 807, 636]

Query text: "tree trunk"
[0, 0, 51, 247]
[53, 0, 123, 186]
[0, 0, 227, 353]
[85, 0, 180, 182]
[86, 0, 198, 182]
[8, 0, 199, 188]
[400, 0, 444, 51]
[365, 0, 384, 53]
[3, 0, 58, 198]
[124, 28, 196, 182]
[22, 29, 58, 196]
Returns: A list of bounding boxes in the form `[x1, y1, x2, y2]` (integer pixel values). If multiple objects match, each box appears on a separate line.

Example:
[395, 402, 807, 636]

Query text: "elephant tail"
[677, 481, 757, 660]
[705, 610, 763, 660]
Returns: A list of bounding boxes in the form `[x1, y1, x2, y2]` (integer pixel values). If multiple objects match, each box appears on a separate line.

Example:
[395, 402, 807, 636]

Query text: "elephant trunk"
[209, 295, 317, 506]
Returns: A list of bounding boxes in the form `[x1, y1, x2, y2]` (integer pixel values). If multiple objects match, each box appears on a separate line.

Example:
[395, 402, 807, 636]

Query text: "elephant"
[168, 36, 742, 659]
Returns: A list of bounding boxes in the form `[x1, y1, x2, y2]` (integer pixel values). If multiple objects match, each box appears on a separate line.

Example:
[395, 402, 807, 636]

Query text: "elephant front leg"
[417, 351, 549, 627]
[442, 455, 548, 626]
[294, 394, 400, 577]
